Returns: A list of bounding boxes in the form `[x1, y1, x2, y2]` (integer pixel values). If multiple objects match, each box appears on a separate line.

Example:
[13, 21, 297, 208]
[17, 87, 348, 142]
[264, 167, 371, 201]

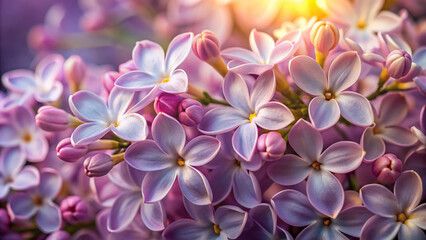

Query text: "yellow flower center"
[160, 77, 170, 84]
[249, 113, 257, 122]
[213, 224, 221, 234]
[357, 20, 366, 29]
[33, 195, 44, 206]
[323, 217, 332, 226]
[177, 157, 185, 166]
[22, 132, 32, 143]
[397, 212, 407, 223]
[311, 161, 321, 170]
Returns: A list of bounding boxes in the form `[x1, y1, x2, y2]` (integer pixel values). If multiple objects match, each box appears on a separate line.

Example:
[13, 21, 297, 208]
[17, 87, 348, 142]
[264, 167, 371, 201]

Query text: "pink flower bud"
[386, 50, 412, 79]
[64, 55, 87, 86]
[310, 21, 339, 55]
[192, 30, 221, 62]
[103, 71, 120, 93]
[119, 60, 137, 74]
[154, 93, 182, 117]
[178, 99, 203, 126]
[398, 63, 421, 82]
[80, 10, 109, 32]
[257, 132, 286, 161]
[372, 154, 403, 184]
[0, 209, 10, 232]
[60, 196, 88, 224]
[84, 153, 113, 177]
[28, 25, 60, 51]
[46, 231, 71, 240]
[56, 138, 88, 162]
[36, 106, 71, 132]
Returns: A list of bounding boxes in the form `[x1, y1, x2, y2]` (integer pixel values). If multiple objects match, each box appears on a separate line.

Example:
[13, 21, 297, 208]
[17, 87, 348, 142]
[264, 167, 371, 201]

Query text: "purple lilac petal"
[132, 40, 165, 74]
[295, 222, 325, 240]
[0, 183, 10, 199]
[361, 127, 386, 161]
[11, 166, 40, 190]
[208, 167, 235, 204]
[0, 124, 19, 147]
[71, 122, 110, 146]
[111, 113, 148, 142]
[249, 29, 274, 63]
[394, 171, 422, 213]
[336, 92, 374, 127]
[114, 71, 159, 90]
[307, 170, 344, 218]
[183, 198, 214, 223]
[267, 154, 312, 186]
[381, 126, 418, 146]
[36, 201, 61, 233]
[398, 223, 426, 240]
[289, 56, 327, 95]
[269, 41, 293, 64]
[107, 192, 141, 232]
[214, 205, 247, 239]
[182, 136, 220, 166]
[378, 94, 408, 126]
[360, 184, 400, 217]
[333, 206, 373, 237]
[255, 102, 294, 130]
[7, 192, 36, 218]
[2, 69, 36, 93]
[125, 140, 172, 171]
[152, 113, 185, 155]
[178, 166, 212, 205]
[221, 47, 259, 63]
[233, 169, 261, 208]
[319, 141, 364, 173]
[163, 219, 209, 240]
[142, 168, 177, 203]
[165, 32, 193, 73]
[360, 215, 400, 240]
[410, 204, 426, 229]
[288, 119, 323, 162]
[232, 122, 258, 161]
[271, 190, 318, 227]
[39, 169, 62, 200]
[198, 107, 247, 135]
[249, 204, 277, 234]
[34, 81, 63, 103]
[141, 201, 166, 231]
[107, 88, 134, 118]
[250, 70, 275, 108]
[1, 147, 25, 177]
[13, 106, 35, 129]
[35, 54, 63, 89]
[223, 72, 251, 113]
[69, 91, 109, 122]
[158, 69, 188, 93]
[327, 51, 361, 93]
[23, 135, 49, 162]
[227, 61, 274, 75]
[308, 97, 341, 130]
[323, 228, 348, 240]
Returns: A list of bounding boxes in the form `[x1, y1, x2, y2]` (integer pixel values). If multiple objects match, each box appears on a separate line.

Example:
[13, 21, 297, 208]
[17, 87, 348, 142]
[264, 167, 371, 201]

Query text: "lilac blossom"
[125, 113, 220, 205]
[199, 70, 294, 161]
[0, 106, 48, 162]
[272, 189, 373, 239]
[268, 119, 364, 218]
[7, 168, 62, 233]
[0, 147, 40, 199]
[69, 87, 148, 146]
[360, 170, 426, 240]
[289, 51, 374, 130]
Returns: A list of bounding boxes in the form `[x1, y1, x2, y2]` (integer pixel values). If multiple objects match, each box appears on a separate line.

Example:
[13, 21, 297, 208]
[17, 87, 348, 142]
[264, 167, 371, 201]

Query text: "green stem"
[198, 92, 230, 106]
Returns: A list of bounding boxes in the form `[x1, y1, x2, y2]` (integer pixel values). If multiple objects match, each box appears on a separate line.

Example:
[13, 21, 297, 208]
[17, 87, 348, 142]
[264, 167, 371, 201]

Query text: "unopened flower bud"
[178, 99, 203, 126]
[310, 21, 339, 55]
[398, 63, 422, 83]
[64, 55, 87, 88]
[84, 153, 115, 177]
[28, 25, 60, 51]
[103, 71, 120, 93]
[0, 209, 10, 232]
[386, 50, 412, 79]
[192, 30, 221, 62]
[60, 196, 88, 224]
[372, 154, 403, 184]
[57, 138, 88, 162]
[119, 60, 137, 74]
[257, 132, 286, 161]
[36, 106, 74, 132]
[46, 231, 71, 240]
[154, 93, 182, 117]
[80, 10, 109, 32]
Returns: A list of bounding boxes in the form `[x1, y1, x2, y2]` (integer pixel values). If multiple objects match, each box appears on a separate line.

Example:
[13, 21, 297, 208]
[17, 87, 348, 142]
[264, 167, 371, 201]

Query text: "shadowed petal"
[69, 91, 109, 122]
[35, 54, 63, 89]
[288, 119, 323, 162]
[227, 61, 274, 75]
[71, 122, 110, 146]
[308, 97, 340, 130]
[111, 113, 148, 142]
[255, 102, 294, 130]
[360, 215, 400, 240]
[158, 69, 188, 93]
[152, 113, 185, 155]
[114, 71, 158, 90]
[267, 154, 312, 186]
[107, 191, 141, 232]
[369, 11, 402, 32]
[124, 140, 171, 171]
[381, 126, 417, 146]
[0, 124, 19, 147]
[398, 222, 425, 240]
[132, 40, 164, 74]
[141, 201, 166, 231]
[394, 171, 422, 213]
[250, 70, 276, 108]
[249, 204, 277, 235]
[378, 94, 408, 126]
[36, 201, 61, 233]
[178, 166, 212, 205]
[23, 135, 48, 162]
[233, 169, 261, 208]
[163, 219, 209, 240]
[336, 92, 374, 127]
[360, 184, 399, 217]
[1, 147, 25, 177]
[8, 192, 36, 218]
[289, 56, 327, 95]
[182, 136, 221, 166]
[320, 141, 364, 173]
[11, 166, 40, 190]
[165, 33, 193, 73]
[183, 198, 214, 223]
[215, 205, 248, 239]
[223, 72, 251, 113]
[328, 51, 361, 93]
[296, 222, 325, 240]
[208, 167, 235, 204]
[142, 168, 177, 203]
[334, 206, 373, 237]
[361, 127, 385, 161]
[198, 107, 247, 135]
[39, 169, 62, 199]
[232, 123, 258, 161]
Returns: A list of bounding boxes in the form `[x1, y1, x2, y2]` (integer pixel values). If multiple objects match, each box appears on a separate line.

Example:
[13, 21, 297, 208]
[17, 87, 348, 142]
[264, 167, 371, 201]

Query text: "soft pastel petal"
[308, 97, 340, 130]
[165, 33, 193, 73]
[267, 154, 312, 186]
[158, 69, 188, 93]
[360, 215, 400, 240]
[71, 122, 110, 146]
[233, 169, 261, 208]
[288, 119, 323, 162]
[108, 88, 134, 119]
[141, 201, 166, 231]
[394, 171, 422, 213]
[114, 71, 159, 90]
[132, 40, 164, 75]
[125, 140, 171, 171]
[381, 126, 418, 146]
[289, 56, 327, 95]
[69, 91, 109, 122]
[22, 135, 48, 162]
[271, 189, 318, 227]
[223, 72, 251, 113]
[321, 0, 356, 24]
[152, 113, 185, 155]
[398, 222, 426, 240]
[250, 70, 275, 108]
[0, 183, 10, 199]
[181, 136, 221, 166]
[410, 204, 426, 229]
[360, 184, 399, 217]
[361, 127, 385, 161]
[355, 0, 383, 24]
[0, 124, 19, 147]
[232, 122, 258, 161]
[319, 141, 364, 173]
[227, 61, 274, 75]
[111, 113, 148, 142]
[208, 167, 235, 204]
[11, 166, 40, 190]
[7, 192, 36, 218]
[215, 205, 248, 239]
[198, 107, 247, 135]
[255, 102, 294, 130]
[334, 206, 373, 237]
[178, 166, 212, 205]
[336, 92, 374, 127]
[163, 219, 209, 240]
[328, 51, 361, 93]
[269, 41, 293, 64]
[183, 198, 214, 223]
[39, 169, 62, 199]
[2, 69, 36, 93]
[142, 168, 177, 203]
[35, 54, 63, 89]
[369, 11, 402, 33]
[378, 93, 408, 126]
[250, 29, 275, 63]
[307, 170, 344, 218]
[107, 192, 141, 232]
[34, 81, 63, 103]
[1, 147, 25, 177]
[36, 201, 61, 233]
[221, 47, 258, 63]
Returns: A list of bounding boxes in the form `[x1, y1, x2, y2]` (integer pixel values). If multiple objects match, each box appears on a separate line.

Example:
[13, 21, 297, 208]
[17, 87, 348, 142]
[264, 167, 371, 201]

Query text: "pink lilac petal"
[142, 168, 177, 203]
[34, 81, 63, 103]
[198, 107, 247, 134]
[232, 122, 258, 161]
[249, 29, 275, 63]
[23, 135, 49, 162]
[319, 141, 364, 173]
[214, 205, 247, 239]
[360, 184, 400, 217]
[35, 54, 63, 89]
[2, 69, 36, 93]
[0, 124, 19, 147]
[11, 166, 40, 190]
[132, 40, 165, 75]
[1, 147, 25, 177]
[71, 122, 110, 146]
[233, 169, 261, 208]
[369, 11, 402, 32]
[221, 47, 259, 63]
[397, 223, 426, 240]
[333, 206, 373, 237]
[327, 51, 361, 93]
[250, 70, 276, 108]
[255, 102, 294, 130]
[322, 0, 357, 23]
[165, 33, 193, 73]
[36, 201, 61, 233]
[288, 119, 323, 161]
[39, 169, 62, 200]
[306, 170, 344, 218]
[152, 113, 185, 155]
[355, 0, 383, 23]
[8, 192, 37, 218]
[360, 215, 400, 240]
[378, 94, 408, 126]
[178, 166, 212, 205]
[361, 127, 386, 161]
[114, 71, 159, 90]
[223, 72, 251, 113]
[308, 97, 341, 130]
[141, 202, 166, 231]
[69, 91, 109, 122]
[181, 136, 220, 166]
[111, 113, 148, 142]
[227, 60, 274, 75]
[0, 185, 10, 199]
[394, 171, 422, 213]
[335, 91, 374, 127]
[381, 126, 417, 146]
[269, 41, 293, 64]
[208, 167, 235, 204]
[107, 192, 141, 232]
[158, 69, 188, 93]
[13, 106, 35, 130]
[127, 88, 159, 113]
[289, 56, 327, 96]
[107, 88, 134, 119]
[267, 154, 312, 186]
[125, 140, 172, 171]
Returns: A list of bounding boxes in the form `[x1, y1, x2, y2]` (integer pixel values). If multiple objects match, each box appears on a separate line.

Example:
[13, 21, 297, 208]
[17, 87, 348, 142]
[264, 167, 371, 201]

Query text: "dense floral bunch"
[1, 0, 426, 239]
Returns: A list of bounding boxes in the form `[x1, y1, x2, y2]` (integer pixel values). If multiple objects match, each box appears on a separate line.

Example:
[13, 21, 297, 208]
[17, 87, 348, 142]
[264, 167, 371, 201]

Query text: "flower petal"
[250, 29, 275, 63]
[289, 56, 327, 95]
[319, 141, 364, 173]
[250, 70, 275, 108]
[355, 0, 383, 24]
[198, 107, 246, 135]
[360, 215, 400, 240]
[321, 0, 357, 24]
[11, 166, 40, 190]
[71, 122, 110, 146]
[232, 123, 258, 161]
[369, 11, 402, 33]
[36, 201, 61, 233]
[163, 219, 209, 240]
[336, 91, 374, 127]
[288, 119, 323, 162]
[107, 88, 134, 119]
[142, 168, 177, 203]
[267, 154, 312, 186]
[410, 204, 426, 229]
[269, 41, 293, 64]
[308, 97, 340, 130]
[394, 171, 422, 213]
[233, 168, 261, 208]
[398, 222, 426, 240]
[35, 54, 63, 89]
[178, 166, 212, 205]
[39, 169, 62, 199]
[381, 126, 418, 146]
[360, 184, 399, 217]
[221, 47, 258, 63]
[2, 69, 36, 93]
[334, 206, 373, 237]
[69, 91, 109, 122]
[111, 113, 148, 142]
[165, 33, 193, 73]
[208, 167, 235, 204]
[255, 102, 294, 130]
[114, 71, 159, 90]
[215, 205, 248, 239]
[0, 124, 19, 147]
[152, 113, 185, 155]
[183, 198, 214, 223]
[181, 136, 221, 166]
[227, 61, 274, 75]
[22, 135, 49, 162]
[307, 170, 344, 218]
[1, 146, 25, 178]
[124, 140, 172, 171]
[107, 192, 141, 232]
[296, 222, 325, 240]
[271, 189, 318, 227]
[223, 72, 251, 113]
[7, 192, 36, 218]
[158, 69, 188, 93]
[132, 40, 164, 75]
[34, 81, 63, 103]
[378, 93, 408, 126]
[328, 51, 361, 93]
[142, 201, 166, 231]
[361, 127, 385, 161]
[249, 203, 277, 234]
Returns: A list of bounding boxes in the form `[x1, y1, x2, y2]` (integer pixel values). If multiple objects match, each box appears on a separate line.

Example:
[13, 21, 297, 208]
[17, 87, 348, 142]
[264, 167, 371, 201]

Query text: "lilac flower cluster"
[1, 0, 426, 239]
